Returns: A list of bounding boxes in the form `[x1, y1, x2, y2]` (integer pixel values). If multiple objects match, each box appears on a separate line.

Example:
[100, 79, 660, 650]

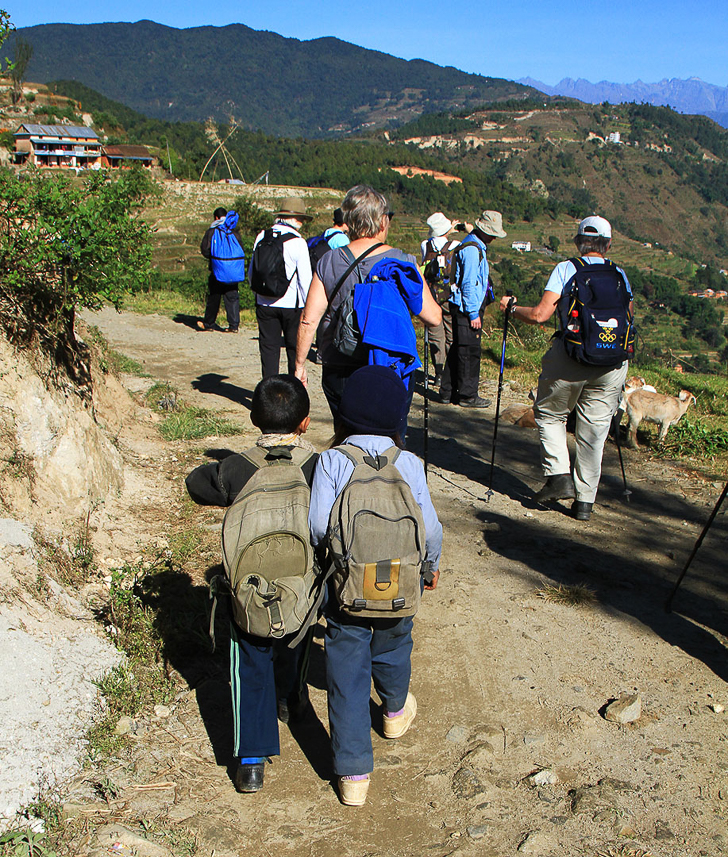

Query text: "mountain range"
[12, 21, 533, 137]
[521, 76, 728, 128]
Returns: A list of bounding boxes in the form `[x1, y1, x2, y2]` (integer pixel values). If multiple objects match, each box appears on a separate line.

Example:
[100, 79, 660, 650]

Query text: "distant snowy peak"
[519, 76, 728, 127]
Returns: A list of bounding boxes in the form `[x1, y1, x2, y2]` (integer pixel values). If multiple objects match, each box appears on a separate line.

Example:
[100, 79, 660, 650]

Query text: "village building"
[511, 240, 531, 252]
[100, 144, 154, 169]
[12, 123, 102, 169]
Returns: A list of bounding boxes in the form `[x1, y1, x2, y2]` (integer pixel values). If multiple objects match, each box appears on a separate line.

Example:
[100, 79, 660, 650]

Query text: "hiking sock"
[239, 756, 265, 765]
[341, 774, 369, 781]
[385, 707, 405, 718]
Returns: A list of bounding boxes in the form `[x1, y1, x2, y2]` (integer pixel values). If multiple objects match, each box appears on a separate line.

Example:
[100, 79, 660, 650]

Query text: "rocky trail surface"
[69, 307, 728, 857]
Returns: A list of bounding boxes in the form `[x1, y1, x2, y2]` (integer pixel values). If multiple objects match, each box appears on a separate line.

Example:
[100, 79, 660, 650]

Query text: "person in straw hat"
[440, 210, 506, 408]
[420, 212, 462, 388]
[251, 196, 313, 377]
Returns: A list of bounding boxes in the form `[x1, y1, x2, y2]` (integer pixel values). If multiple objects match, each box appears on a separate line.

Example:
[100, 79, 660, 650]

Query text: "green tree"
[0, 168, 155, 368]
[10, 36, 32, 104]
[548, 235, 560, 254]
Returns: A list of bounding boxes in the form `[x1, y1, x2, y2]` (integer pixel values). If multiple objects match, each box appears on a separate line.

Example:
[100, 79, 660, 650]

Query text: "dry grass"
[535, 582, 597, 606]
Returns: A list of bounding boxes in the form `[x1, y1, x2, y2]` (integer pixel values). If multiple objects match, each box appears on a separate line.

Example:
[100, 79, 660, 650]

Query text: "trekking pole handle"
[505, 290, 515, 314]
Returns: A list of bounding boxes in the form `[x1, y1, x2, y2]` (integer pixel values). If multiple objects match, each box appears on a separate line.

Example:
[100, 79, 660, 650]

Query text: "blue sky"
[8, 0, 728, 87]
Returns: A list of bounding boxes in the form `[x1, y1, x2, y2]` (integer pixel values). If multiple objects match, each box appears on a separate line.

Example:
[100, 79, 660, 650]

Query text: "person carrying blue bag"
[198, 208, 244, 333]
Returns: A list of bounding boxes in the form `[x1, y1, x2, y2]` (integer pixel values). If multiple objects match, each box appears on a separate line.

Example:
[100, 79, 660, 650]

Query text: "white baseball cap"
[578, 215, 611, 239]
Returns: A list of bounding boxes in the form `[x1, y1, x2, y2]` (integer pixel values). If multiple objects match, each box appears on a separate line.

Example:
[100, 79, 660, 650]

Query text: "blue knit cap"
[339, 366, 407, 435]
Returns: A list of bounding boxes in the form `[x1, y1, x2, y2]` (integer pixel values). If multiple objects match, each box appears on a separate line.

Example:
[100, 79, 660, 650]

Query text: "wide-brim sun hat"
[338, 366, 407, 435]
[474, 210, 507, 238]
[578, 215, 612, 239]
[427, 212, 453, 238]
[275, 196, 313, 221]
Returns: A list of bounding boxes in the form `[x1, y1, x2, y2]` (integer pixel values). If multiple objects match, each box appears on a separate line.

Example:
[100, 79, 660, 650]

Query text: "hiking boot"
[534, 474, 576, 502]
[459, 396, 491, 409]
[439, 392, 452, 404]
[572, 501, 593, 521]
[277, 687, 310, 724]
[383, 693, 417, 739]
[339, 776, 370, 806]
[234, 760, 265, 793]
[225, 327, 239, 333]
[196, 321, 215, 332]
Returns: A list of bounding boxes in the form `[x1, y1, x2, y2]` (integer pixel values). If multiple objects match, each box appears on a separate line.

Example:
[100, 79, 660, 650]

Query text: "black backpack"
[557, 257, 635, 367]
[250, 229, 297, 298]
[423, 238, 457, 304]
[307, 230, 343, 274]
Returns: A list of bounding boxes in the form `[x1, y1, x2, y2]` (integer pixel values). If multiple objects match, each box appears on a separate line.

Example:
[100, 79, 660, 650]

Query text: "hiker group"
[190, 185, 636, 803]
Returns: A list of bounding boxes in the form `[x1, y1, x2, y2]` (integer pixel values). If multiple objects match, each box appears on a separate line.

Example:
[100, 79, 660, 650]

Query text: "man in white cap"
[251, 196, 313, 377]
[499, 215, 633, 521]
[421, 212, 461, 386]
[440, 210, 506, 408]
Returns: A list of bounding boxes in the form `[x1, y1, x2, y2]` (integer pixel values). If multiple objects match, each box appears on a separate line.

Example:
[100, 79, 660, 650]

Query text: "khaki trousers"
[534, 338, 628, 503]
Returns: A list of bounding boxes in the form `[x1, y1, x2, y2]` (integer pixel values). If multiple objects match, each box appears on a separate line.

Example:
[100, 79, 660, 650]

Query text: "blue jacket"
[449, 234, 489, 320]
[353, 258, 424, 380]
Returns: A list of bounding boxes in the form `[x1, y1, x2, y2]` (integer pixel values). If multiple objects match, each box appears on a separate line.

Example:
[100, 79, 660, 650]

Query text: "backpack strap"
[326, 243, 384, 310]
[450, 239, 484, 288]
[336, 443, 400, 471]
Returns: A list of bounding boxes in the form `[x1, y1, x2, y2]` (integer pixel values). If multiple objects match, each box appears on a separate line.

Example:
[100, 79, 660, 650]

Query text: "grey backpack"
[219, 446, 319, 640]
[327, 444, 426, 618]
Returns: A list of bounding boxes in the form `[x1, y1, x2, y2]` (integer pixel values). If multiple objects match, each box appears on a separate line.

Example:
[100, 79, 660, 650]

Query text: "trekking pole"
[423, 327, 430, 479]
[611, 408, 632, 502]
[486, 291, 514, 501]
[665, 480, 728, 613]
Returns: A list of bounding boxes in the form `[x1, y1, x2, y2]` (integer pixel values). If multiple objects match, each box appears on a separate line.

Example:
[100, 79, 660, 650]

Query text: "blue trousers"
[325, 605, 413, 776]
[229, 622, 307, 758]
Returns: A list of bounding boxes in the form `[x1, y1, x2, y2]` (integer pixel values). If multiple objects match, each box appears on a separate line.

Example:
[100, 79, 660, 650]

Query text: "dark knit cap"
[339, 366, 407, 435]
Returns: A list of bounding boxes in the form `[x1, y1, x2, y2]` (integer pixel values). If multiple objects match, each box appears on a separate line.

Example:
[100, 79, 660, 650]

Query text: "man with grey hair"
[251, 197, 313, 378]
[499, 215, 633, 521]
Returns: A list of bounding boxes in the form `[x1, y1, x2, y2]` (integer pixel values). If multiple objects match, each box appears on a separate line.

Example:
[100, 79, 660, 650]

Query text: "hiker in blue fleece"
[440, 210, 506, 407]
[308, 365, 442, 807]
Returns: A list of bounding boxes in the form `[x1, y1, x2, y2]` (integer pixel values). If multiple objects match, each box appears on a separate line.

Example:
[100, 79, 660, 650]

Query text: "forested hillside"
[12, 21, 534, 136]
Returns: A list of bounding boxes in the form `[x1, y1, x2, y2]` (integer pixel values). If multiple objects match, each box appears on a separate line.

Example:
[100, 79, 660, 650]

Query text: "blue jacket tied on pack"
[353, 258, 424, 381]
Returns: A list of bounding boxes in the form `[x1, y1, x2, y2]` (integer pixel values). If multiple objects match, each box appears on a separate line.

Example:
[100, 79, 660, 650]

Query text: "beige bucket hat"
[426, 212, 453, 238]
[475, 210, 507, 238]
[275, 196, 312, 221]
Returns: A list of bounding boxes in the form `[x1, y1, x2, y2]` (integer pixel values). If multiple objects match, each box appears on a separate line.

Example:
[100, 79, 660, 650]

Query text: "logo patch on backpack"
[327, 445, 426, 618]
[558, 258, 635, 367]
[220, 446, 319, 639]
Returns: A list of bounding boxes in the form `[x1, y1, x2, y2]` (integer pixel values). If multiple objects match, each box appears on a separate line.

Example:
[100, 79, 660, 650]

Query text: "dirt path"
[81, 307, 728, 857]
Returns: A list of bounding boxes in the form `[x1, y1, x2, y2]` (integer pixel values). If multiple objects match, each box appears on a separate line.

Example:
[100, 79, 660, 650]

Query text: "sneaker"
[339, 776, 370, 806]
[459, 396, 491, 409]
[225, 327, 239, 333]
[383, 692, 417, 739]
[234, 760, 265, 793]
[572, 500, 593, 521]
[534, 474, 576, 502]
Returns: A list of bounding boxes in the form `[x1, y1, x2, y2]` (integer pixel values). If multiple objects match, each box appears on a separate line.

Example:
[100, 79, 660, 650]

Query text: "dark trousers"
[322, 363, 414, 435]
[229, 621, 309, 758]
[440, 305, 483, 402]
[256, 304, 301, 378]
[325, 604, 413, 776]
[204, 275, 239, 330]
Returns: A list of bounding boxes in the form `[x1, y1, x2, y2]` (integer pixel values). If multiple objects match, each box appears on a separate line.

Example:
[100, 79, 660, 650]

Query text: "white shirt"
[253, 221, 312, 308]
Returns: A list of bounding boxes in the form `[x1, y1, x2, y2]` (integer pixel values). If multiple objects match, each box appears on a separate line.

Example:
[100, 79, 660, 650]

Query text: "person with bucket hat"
[251, 196, 313, 377]
[421, 212, 462, 387]
[498, 215, 633, 521]
[308, 365, 442, 806]
[440, 210, 506, 407]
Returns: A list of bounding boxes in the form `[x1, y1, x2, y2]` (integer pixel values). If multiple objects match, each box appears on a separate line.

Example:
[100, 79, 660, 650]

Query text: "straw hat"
[275, 196, 312, 221]
[474, 210, 507, 238]
[426, 212, 453, 238]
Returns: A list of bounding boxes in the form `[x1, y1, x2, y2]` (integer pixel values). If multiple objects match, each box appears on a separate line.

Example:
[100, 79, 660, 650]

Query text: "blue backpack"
[210, 211, 246, 284]
[557, 257, 635, 367]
